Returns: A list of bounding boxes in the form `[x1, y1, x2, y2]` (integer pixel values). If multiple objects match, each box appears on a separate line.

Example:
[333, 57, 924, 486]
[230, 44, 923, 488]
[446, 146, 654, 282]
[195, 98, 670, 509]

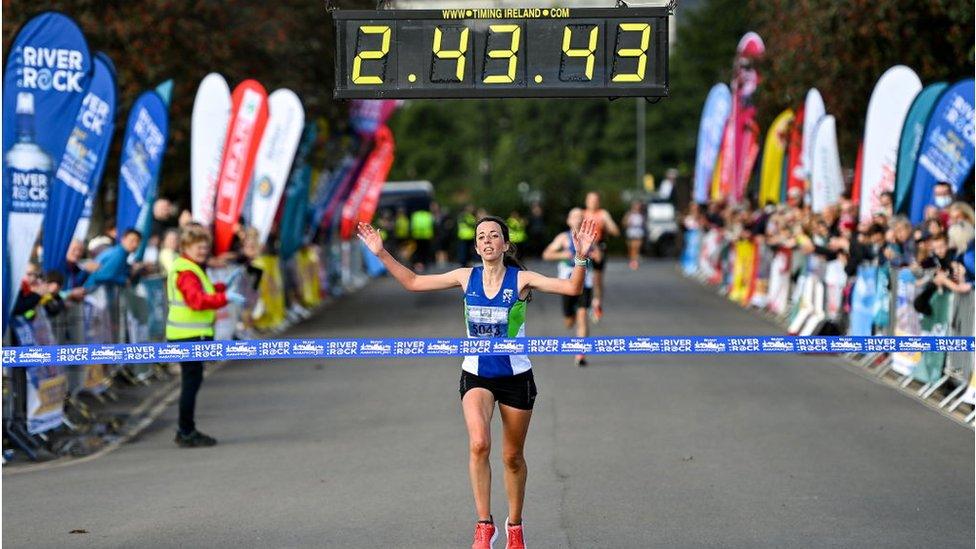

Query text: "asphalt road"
[3, 260, 973, 548]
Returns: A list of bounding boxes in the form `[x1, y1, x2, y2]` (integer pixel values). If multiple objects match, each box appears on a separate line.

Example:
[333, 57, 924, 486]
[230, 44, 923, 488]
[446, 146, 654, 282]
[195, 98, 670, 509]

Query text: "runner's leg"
[499, 403, 532, 525]
[462, 388, 496, 521]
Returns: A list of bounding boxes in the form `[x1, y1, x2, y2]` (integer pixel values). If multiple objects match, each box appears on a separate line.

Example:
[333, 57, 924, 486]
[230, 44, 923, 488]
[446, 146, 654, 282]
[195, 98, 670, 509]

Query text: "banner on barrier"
[252, 255, 286, 330]
[2, 336, 973, 368]
[914, 289, 951, 383]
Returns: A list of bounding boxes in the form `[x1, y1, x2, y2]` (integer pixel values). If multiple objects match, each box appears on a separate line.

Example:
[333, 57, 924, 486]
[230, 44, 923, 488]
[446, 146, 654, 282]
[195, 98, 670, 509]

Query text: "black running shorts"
[460, 370, 537, 410]
[562, 288, 593, 317]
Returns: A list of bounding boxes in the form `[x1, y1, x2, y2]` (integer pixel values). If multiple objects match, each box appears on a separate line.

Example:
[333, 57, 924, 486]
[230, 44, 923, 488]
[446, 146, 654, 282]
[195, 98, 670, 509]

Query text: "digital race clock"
[332, 6, 669, 99]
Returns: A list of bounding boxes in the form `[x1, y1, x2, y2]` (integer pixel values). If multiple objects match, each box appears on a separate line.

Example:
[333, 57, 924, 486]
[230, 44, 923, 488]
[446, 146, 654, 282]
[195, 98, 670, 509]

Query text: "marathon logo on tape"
[426, 340, 460, 355]
[560, 338, 592, 354]
[395, 340, 426, 355]
[897, 338, 930, 352]
[327, 340, 358, 356]
[56, 346, 89, 363]
[594, 338, 627, 353]
[225, 342, 259, 358]
[627, 337, 660, 352]
[359, 340, 392, 356]
[728, 337, 760, 352]
[761, 337, 794, 352]
[663, 338, 693, 352]
[192, 342, 224, 360]
[159, 344, 191, 360]
[829, 338, 863, 353]
[293, 340, 325, 356]
[491, 339, 525, 354]
[797, 337, 829, 353]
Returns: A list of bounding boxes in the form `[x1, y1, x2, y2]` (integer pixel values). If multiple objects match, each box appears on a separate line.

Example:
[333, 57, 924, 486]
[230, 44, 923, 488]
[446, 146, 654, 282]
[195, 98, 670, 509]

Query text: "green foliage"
[751, 0, 975, 157]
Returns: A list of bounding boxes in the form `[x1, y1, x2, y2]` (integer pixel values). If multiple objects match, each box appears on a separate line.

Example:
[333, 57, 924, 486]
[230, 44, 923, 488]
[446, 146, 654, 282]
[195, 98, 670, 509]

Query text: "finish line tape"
[2, 336, 973, 368]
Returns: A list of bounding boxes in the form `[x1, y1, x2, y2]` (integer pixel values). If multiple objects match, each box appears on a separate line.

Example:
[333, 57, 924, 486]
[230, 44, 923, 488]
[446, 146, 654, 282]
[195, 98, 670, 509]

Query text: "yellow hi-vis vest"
[458, 213, 476, 240]
[411, 210, 434, 240]
[507, 217, 527, 244]
[395, 214, 410, 239]
[166, 256, 216, 340]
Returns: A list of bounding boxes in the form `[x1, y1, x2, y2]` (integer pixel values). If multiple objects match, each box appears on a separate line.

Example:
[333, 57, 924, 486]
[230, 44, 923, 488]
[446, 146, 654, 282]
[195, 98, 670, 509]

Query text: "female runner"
[358, 216, 596, 549]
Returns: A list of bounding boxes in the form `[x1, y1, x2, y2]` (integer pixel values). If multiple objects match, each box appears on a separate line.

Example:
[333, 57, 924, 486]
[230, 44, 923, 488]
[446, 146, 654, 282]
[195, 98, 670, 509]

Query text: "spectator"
[83, 229, 142, 293]
[157, 229, 180, 275]
[167, 223, 245, 448]
[63, 239, 97, 299]
[526, 201, 547, 257]
[947, 202, 975, 253]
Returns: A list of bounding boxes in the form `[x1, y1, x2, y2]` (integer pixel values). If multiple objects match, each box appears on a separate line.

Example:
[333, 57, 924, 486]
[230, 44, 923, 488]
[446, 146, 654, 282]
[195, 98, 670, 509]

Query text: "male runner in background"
[582, 191, 619, 322]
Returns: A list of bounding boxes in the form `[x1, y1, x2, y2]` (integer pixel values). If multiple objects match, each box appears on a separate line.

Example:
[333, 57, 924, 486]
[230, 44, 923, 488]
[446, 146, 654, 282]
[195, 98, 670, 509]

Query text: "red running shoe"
[505, 518, 525, 549]
[471, 520, 498, 549]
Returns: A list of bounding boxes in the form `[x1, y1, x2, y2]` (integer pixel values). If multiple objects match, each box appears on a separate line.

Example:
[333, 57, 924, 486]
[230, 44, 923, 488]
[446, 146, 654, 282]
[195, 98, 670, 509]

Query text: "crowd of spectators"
[685, 181, 975, 328]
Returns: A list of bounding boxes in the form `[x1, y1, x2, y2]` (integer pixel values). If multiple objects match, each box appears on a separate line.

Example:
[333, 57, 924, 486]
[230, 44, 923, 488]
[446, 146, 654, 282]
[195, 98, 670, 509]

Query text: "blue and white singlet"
[462, 266, 531, 378]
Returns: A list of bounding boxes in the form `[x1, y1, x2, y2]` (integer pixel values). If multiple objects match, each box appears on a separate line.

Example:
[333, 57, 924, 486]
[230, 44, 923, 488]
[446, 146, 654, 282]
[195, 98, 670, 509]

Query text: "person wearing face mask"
[167, 223, 246, 448]
[358, 216, 596, 549]
[931, 181, 954, 224]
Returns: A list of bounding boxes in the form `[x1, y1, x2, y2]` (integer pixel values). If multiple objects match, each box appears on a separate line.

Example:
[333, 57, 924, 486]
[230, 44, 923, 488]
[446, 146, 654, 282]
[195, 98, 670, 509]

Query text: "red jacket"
[176, 256, 227, 310]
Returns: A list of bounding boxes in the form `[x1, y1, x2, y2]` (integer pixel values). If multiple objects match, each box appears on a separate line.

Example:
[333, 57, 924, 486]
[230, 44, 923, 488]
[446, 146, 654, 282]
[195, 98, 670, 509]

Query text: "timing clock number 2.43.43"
[350, 22, 651, 86]
[332, 7, 669, 99]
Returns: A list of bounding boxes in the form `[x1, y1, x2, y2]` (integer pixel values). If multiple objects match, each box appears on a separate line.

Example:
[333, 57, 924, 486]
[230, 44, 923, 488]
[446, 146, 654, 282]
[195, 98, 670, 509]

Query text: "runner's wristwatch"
[574, 256, 588, 267]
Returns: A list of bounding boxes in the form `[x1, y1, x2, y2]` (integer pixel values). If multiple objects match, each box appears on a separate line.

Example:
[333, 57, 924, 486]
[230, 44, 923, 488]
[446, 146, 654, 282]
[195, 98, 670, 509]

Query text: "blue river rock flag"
[42, 52, 117, 274]
[115, 90, 169, 237]
[3, 12, 92, 326]
[908, 79, 975, 224]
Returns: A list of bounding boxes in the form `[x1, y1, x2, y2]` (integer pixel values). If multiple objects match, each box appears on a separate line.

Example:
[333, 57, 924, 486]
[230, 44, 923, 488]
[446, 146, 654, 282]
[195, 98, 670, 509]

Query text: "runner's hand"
[357, 222, 384, 255]
[573, 218, 598, 259]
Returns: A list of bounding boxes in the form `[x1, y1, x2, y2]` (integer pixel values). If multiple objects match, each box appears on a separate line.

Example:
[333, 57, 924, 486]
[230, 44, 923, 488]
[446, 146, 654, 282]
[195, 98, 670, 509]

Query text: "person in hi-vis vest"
[167, 223, 245, 448]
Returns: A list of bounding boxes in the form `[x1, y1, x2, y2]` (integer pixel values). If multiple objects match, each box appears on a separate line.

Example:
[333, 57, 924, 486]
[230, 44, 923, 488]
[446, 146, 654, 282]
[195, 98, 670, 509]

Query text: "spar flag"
[249, 89, 305, 246]
[858, 66, 921, 223]
[893, 83, 948, 214]
[798, 89, 825, 185]
[692, 84, 731, 204]
[213, 79, 268, 254]
[339, 125, 396, 240]
[43, 52, 117, 274]
[190, 73, 231, 227]
[908, 79, 975, 224]
[3, 12, 91, 325]
[115, 90, 169, 235]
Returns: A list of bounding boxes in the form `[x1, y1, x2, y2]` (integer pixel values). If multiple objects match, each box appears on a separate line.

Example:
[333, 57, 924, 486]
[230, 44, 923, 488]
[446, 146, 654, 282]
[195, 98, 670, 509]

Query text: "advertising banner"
[717, 33, 764, 204]
[810, 115, 843, 213]
[252, 255, 286, 330]
[339, 125, 396, 240]
[785, 105, 805, 202]
[316, 154, 364, 240]
[296, 247, 322, 307]
[115, 90, 169, 234]
[858, 66, 922, 222]
[893, 83, 948, 214]
[798, 89, 825, 185]
[848, 265, 878, 336]
[348, 99, 399, 137]
[693, 84, 732, 204]
[913, 289, 950, 383]
[3, 12, 92, 323]
[279, 123, 317, 260]
[190, 73, 231, 226]
[759, 109, 793, 206]
[249, 89, 305, 245]
[43, 52, 117, 274]
[214, 79, 269, 254]
[891, 268, 923, 376]
[908, 79, 975, 224]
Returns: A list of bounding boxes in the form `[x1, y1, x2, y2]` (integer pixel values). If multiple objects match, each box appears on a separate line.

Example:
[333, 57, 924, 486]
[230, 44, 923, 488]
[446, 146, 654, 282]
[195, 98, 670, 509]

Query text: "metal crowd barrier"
[683, 229, 975, 424]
